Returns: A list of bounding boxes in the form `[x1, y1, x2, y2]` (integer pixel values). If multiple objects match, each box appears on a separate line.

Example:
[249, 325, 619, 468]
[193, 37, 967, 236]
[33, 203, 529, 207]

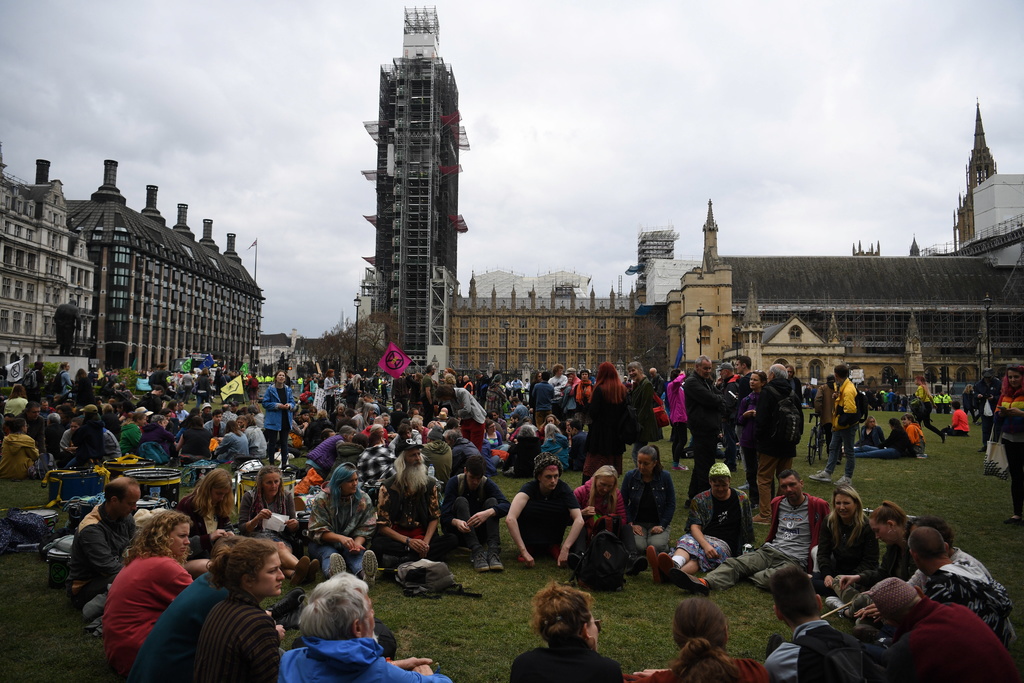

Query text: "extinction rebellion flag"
[5, 357, 24, 383]
[378, 343, 412, 379]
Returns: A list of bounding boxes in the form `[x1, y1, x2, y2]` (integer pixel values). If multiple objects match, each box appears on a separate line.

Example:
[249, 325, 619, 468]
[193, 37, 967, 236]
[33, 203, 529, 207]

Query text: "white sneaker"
[809, 470, 832, 483]
[361, 550, 377, 586]
[329, 553, 346, 578]
[836, 476, 852, 487]
[825, 596, 844, 611]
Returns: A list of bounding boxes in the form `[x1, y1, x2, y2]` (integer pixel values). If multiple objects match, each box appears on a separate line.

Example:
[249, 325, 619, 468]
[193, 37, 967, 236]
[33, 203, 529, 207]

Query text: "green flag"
[130, 357, 137, 371]
[239, 362, 249, 375]
[181, 358, 193, 372]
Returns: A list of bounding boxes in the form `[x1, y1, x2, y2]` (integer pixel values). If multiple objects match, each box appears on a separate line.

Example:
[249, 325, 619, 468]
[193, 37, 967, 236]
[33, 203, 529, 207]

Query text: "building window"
[808, 360, 824, 381]
[479, 318, 488, 328]
[519, 334, 527, 348]
[578, 335, 586, 347]
[460, 333, 468, 346]
[27, 254, 37, 271]
[597, 334, 606, 346]
[460, 318, 468, 328]
[25, 283, 34, 302]
[479, 333, 488, 346]
[15, 250, 24, 268]
[558, 334, 567, 348]
[2, 246, 10, 264]
[578, 319, 586, 328]
[11, 311, 20, 334]
[519, 318, 527, 328]
[700, 326, 712, 348]
[538, 334, 547, 348]
[24, 313, 33, 335]
[598, 319, 607, 329]
[789, 325, 802, 341]
[13, 280, 22, 300]
[538, 319, 547, 329]
[0, 278, 9, 297]
[538, 353, 546, 367]
[0, 310, 7, 332]
[558, 319, 567, 329]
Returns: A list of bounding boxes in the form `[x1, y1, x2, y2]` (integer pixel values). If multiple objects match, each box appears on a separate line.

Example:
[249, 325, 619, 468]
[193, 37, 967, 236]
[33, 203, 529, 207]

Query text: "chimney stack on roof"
[35, 159, 50, 185]
[141, 185, 166, 226]
[172, 203, 195, 239]
[225, 232, 242, 264]
[200, 219, 219, 252]
[90, 159, 126, 204]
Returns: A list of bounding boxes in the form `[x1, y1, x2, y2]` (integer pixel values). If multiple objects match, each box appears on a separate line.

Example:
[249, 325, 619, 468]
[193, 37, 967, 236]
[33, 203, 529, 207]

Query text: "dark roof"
[68, 193, 261, 298]
[722, 256, 1011, 307]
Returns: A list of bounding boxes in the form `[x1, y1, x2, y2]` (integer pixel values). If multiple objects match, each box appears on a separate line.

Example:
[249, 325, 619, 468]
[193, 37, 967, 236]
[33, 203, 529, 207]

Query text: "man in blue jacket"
[279, 572, 452, 682]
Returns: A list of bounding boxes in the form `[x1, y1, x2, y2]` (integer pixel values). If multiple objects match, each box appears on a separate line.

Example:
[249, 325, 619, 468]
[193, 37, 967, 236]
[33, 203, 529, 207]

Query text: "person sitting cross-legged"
[669, 469, 828, 595]
[369, 440, 458, 568]
[440, 454, 510, 573]
[307, 463, 378, 584]
[506, 454, 585, 568]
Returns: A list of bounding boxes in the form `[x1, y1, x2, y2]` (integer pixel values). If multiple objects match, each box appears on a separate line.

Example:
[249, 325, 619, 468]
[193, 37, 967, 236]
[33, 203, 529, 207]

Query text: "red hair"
[595, 362, 625, 404]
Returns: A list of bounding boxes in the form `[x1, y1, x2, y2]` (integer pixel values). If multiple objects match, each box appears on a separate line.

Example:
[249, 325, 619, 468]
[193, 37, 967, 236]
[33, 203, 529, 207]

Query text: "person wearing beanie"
[865, 577, 1018, 682]
[505, 453, 584, 568]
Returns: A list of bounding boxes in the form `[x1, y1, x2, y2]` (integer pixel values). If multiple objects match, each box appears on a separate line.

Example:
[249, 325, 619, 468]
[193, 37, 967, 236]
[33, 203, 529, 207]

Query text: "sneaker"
[329, 553, 346, 578]
[626, 554, 648, 576]
[824, 596, 844, 612]
[836, 476, 852, 487]
[488, 552, 504, 571]
[472, 547, 490, 572]
[656, 552, 675, 578]
[309, 559, 321, 582]
[1004, 516, 1023, 525]
[270, 587, 306, 622]
[667, 568, 709, 595]
[646, 545, 662, 584]
[671, 465, 688, 471]
[809, 470, 832, 483]
[291, 556, 310, 585]
[916, 454, 929, 459]
[361, 550, 377, 586]
[737, 483, 749, 490]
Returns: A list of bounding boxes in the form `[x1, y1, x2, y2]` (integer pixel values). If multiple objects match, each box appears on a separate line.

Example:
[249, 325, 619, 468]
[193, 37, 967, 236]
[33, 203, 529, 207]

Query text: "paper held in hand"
[264, 513, 289, 532]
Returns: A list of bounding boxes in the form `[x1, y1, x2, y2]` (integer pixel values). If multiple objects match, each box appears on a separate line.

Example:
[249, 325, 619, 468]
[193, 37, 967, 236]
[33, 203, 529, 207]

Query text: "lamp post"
[983, 293, 992, 372]
[500, 320, 510, 374]
[353, 296, 361, 374]
[696, 305, 705, 358]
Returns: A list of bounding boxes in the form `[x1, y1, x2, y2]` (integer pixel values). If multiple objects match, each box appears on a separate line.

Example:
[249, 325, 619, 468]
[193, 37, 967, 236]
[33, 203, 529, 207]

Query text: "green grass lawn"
[1, 410, 1022, 681]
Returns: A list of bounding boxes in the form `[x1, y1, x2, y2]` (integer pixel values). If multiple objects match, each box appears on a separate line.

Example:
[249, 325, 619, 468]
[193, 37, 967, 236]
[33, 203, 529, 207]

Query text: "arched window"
[808, 359, 824, 381]
[789, 325, 802, 341]
[955, 366, 969, 383]
[774, 358, 789, 367]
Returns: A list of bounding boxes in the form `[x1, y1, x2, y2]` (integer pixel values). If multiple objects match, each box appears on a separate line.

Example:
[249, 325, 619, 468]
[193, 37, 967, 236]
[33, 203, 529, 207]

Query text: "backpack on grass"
[767, 386, 803, 444]
[571, 529, 628, 592]
[395, 559, 481, 599]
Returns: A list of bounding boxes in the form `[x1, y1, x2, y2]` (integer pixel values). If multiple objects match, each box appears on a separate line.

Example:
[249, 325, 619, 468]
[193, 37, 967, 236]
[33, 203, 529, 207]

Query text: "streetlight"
[696, 304, 705, 358]
[500, 320, 510, 374]
[983, 293, 992, 372]
[353, 296, 361, 373]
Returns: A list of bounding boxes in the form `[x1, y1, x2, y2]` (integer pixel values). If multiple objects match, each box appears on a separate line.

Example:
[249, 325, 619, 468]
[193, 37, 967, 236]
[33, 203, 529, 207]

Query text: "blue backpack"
[137, 441, 170, 465]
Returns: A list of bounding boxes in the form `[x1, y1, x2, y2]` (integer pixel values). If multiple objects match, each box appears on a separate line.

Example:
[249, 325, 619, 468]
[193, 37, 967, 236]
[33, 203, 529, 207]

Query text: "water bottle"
[427, 464, 435, 479]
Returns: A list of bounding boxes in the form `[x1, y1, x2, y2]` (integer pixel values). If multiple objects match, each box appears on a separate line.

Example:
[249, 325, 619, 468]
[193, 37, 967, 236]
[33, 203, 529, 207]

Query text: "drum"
[26, 508, 58, 532]
[47, 547, 71, 589]
[44, 468, 108, 505]
[236, 470, 297, 511]
[124, 467, 182, 504]
[134, 496, 169, 512]
[104, 456, 157, 479]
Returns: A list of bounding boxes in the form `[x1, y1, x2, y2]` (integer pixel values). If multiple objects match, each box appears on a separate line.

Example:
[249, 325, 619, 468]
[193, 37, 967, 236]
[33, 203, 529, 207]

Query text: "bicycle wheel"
[807, 427, 817, 465]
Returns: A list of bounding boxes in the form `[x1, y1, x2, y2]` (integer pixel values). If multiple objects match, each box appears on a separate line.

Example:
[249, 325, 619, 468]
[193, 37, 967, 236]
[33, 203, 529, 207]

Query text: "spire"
[909, 235, 920, 257]
[974, 101, 987, 152]
[702, 199, 719, 272]
[906, 312, 920, 343]
[743, 281, 760, 324]
[827, 312, 840, 344]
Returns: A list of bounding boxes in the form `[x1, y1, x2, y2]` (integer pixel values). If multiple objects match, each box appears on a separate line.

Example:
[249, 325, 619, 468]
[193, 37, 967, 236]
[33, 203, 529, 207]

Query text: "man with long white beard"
[369, 439, 458, 568]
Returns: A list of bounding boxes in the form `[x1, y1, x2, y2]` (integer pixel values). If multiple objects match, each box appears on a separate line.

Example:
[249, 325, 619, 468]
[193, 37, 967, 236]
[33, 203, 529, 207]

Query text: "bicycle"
[806, 413, 825, 465]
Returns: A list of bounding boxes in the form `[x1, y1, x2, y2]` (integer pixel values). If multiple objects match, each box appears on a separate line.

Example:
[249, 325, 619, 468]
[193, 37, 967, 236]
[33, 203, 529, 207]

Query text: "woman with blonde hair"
[632, 598, 768, 682]
[104, 510, 193, 677]
[510, 581, 621, 682]
[813, 485, 878, 610]
[5, 383, 27, 417]
[193, 538, 284, 682]
[176, 468, 235, 563]
[572, 464, 647, 573]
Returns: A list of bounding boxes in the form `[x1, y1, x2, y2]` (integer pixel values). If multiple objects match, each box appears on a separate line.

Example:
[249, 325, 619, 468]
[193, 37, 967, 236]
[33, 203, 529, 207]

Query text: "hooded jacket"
[279, 637, 452, 682]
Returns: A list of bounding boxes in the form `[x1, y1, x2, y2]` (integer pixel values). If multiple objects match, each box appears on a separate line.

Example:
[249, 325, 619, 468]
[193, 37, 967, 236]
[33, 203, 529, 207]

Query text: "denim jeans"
[308, 539, 366, 577]
[826, 426, 856, 478]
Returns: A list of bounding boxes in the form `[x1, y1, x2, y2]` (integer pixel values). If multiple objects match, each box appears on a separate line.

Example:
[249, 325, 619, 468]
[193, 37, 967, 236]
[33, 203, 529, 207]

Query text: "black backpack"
[767, 386, 803, 444]
[854, 391, 869, 424]
[572, 530, 628, 592]
[794, 631, 885, 683]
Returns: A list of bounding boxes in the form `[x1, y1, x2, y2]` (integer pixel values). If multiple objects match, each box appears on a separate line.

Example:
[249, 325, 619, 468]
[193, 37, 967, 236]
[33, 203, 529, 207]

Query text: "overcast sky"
[2, 1, 1022, 339]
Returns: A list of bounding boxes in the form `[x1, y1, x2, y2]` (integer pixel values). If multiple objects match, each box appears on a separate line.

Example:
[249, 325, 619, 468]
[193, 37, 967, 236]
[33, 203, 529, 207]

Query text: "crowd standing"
[0, 357, 1020, 682]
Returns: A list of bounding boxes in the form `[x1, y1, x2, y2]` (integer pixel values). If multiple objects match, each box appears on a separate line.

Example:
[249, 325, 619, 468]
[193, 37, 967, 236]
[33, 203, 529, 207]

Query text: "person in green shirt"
[119, 409, 148, 455]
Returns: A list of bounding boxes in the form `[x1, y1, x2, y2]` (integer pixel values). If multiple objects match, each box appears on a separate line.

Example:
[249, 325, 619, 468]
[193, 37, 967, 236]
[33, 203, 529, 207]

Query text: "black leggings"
[1005, 439, 1024, 517]
[671, 422, 689, 464]
[919, 407, 944, 439]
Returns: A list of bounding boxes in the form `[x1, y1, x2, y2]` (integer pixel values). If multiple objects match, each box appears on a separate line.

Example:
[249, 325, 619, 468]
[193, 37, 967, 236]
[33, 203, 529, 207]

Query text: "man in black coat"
[684, 355, 724, 502]
[753, 364, 803, 523]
